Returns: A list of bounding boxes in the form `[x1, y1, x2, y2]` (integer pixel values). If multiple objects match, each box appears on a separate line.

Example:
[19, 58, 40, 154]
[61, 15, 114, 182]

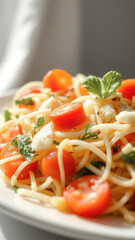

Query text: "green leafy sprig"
[15, 97, 34, 106]
[34, 117, 45, 134]
[11, 134, 35, 162]
[78, 123, 98, 140]
[82, 71, 122, 99]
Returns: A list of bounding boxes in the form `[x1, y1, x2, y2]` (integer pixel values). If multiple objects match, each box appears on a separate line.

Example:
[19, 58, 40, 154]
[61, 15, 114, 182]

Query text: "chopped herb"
[34, 117, 45, 134]
[73, 161, 105, 179]
[15, 114, 19, 119]
[78, 123, 98, 140]
[4, 109, 11, 121]
[112, 144, 120, 154]
[82, 71, 122, 99]
[11, 134, 35, 162]
[15, 97, 34, 106]
[13, 185, 19, 193]
[53, 140, 59, 145]
[121, 151, 135, 164]
[91, 160, 105, 168]
[49, 93, 55, 97]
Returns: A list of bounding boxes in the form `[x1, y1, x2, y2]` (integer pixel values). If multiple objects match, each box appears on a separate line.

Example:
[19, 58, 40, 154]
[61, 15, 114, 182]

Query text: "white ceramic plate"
[0, 91, 135, 240]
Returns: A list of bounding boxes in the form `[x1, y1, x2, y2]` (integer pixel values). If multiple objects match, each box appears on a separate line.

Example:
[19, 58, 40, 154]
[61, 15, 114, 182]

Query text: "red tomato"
[43, 69, 73, 92]
[117, 79, 135, 100]
[41, 149, 75, 181]
[19, 88, 41, 98]
[50, 102, 87, 130]
[112, 133, 135, 154]
[0, 124, 23, 144]
[63, 175, 111, 217]
[1, 145, 38, 180]
[18, 88, 41, 110]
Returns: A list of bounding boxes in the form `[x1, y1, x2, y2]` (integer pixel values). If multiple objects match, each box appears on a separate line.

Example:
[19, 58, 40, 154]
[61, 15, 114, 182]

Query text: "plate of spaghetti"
[0, 69, 135, 240]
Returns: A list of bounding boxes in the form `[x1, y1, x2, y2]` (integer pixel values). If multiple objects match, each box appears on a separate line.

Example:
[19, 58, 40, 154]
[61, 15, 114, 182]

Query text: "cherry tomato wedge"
[50, 102, 87, 130]
[0, 124, 23, 144]
[43, 69, 73, 92]
[1, 145, 38, 180]
[19, 88, 41, 98]
[117, 79, 135, 100]
[41, 149, 75, 181]
[63, 175, 111, 217]
[112, 133, 135, 154]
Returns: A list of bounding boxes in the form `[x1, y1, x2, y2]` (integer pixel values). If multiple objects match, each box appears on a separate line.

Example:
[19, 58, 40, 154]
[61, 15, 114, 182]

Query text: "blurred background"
[0, 0, 135, 92]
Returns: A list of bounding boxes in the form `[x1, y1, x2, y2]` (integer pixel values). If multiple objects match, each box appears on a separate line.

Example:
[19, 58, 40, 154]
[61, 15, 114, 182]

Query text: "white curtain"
[0, 0, 81, 93]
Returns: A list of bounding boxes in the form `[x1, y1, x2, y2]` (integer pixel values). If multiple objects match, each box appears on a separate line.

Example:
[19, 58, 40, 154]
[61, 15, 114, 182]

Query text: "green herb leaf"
[34, 117, 45, 134]
[15, 114, 20, 119]
[15, 97, 34, 106]
[73, 161, 105, 179]
[53, 140, 59, 145]
[121, 151, 135, 164]
[82, 71, 122, 98]
[11, 134, 35, 162]
[112, 144, 120, 154]
[102, 71, 122, 98]
[78, 123, 98, 140]
[82, 75, 102, 98]
[4, 109, 11, 122]
[13, 185, 19, 193]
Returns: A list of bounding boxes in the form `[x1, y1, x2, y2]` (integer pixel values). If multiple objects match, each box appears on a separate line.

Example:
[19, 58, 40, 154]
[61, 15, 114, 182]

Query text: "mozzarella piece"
[32, 122, 53, 151]
[83, 99, 95, 115]
[39, 97, 61, 111]
[100, 104, 116, 123]
[116, 111, 135, 123]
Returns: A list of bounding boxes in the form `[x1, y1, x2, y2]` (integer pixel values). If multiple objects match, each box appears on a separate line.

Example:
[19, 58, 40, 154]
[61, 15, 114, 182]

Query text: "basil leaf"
[73, 161, 105, 179]
[121, 151, 135, 164]
[15, 97, 34, 106]
[82, 70, 122, 98]
[4, 109, 11, 122]
[11, 134, 35, 162]
[34, 117, 45, 134]
[78, 123, 98, 140]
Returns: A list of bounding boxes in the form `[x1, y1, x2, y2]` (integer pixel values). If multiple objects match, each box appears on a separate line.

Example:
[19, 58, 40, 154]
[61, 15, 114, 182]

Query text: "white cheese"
[100, 104, 116, 123]
[32, 122, 53, 151]
[116, 111, 135, 123]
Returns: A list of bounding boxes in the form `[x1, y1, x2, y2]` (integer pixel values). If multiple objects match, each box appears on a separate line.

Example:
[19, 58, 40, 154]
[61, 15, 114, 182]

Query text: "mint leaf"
[4, 109, 11, 122]
[34, 117, 45, 134]
[102, 71, 122, 98]
[78, 123, 98, 140]
[121, 151, 135, 164]
[82, 71, 122, 98]
[15, 97, 34, 106]
[11, 134, 35, 162]
[82, 75, 102, 97]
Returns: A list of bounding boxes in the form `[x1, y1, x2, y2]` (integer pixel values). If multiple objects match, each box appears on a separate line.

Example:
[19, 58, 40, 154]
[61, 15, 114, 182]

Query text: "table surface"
[0, 212, 75, 240]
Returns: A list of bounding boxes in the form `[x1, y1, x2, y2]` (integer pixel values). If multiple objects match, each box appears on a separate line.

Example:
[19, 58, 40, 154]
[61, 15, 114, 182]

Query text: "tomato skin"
[41, 149, 75, 181]
[43, 69, 73, 92]
[0, 124, 23, 144]
[63, 175, 111, 217]
[19, 88, 41, 98]
[1, 145, 38, 180]
[50, 102, 87, 131]
[117, 79, 135, 100]
[126, 133, 135, 147]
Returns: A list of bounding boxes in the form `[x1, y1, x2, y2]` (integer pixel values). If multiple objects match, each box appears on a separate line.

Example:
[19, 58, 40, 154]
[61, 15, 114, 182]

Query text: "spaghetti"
[0, 69, 135, 223]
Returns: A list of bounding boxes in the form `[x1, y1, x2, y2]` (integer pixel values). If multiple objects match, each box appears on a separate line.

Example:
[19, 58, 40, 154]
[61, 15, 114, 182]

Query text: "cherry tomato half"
[19, 88, 41, 98]
[117, 79, 135, 100]
[50, 102, 87, 131]
[63, 175, 111, 217]
[0, 124, 23, 144]
[43, 69, 73, 92]
[1, 145, 38, 180]
[41, 149, 75, 181]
